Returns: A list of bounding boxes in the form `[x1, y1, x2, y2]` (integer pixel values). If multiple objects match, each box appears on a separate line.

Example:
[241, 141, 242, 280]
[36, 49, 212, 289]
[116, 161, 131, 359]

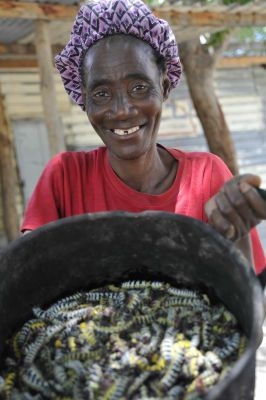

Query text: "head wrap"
[55, 0, 182, 111]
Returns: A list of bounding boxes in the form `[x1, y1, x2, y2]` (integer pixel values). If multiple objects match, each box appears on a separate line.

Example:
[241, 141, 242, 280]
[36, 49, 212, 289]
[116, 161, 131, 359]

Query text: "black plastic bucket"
[0, 211, 265, 399]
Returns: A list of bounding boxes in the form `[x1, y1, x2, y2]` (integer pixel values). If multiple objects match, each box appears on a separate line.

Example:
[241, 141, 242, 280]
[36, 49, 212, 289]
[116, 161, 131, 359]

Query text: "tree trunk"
[179, 39, 239, 175]
[0, 91, 20, 241]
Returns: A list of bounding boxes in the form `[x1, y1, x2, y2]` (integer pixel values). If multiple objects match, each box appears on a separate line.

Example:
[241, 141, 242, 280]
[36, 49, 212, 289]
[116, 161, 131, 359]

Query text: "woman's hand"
[205, 174, 266, 241]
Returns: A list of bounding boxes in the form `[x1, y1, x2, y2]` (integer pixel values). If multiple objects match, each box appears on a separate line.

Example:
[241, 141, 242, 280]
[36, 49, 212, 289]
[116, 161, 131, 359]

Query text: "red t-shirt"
[21, 146, 266, 274]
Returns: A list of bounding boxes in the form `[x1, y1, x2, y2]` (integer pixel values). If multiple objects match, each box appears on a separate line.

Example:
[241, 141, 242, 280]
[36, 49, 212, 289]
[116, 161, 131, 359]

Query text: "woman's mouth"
[112, 126, 140, 136]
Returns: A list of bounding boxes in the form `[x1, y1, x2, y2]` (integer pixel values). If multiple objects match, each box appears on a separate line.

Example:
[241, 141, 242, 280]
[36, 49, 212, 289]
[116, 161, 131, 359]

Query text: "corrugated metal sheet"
[0, 19, 33, 43]
[0, 0, 79, 44]
[0, 19, 73, 47]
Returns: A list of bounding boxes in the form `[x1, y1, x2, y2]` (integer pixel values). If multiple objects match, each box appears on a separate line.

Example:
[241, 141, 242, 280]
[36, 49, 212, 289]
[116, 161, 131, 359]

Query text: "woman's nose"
[110, 92, 137, 118]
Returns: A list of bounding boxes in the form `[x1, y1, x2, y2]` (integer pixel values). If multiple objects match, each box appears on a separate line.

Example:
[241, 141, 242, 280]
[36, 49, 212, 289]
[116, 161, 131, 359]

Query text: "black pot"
[0, 211, 265, 399]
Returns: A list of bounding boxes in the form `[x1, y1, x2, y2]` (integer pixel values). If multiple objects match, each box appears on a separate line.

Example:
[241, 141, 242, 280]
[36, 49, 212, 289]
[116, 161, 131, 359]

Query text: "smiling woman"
[20, 0, 266, 283]
[81, 35, 169, 165]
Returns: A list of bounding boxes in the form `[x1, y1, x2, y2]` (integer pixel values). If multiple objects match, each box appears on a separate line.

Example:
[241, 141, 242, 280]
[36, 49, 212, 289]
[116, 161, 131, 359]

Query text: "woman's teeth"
[113, 126, 139, 136]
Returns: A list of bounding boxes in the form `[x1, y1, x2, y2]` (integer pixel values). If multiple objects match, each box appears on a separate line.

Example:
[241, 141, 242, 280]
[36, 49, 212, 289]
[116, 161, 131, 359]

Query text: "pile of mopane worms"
[0, 280, 247, 399]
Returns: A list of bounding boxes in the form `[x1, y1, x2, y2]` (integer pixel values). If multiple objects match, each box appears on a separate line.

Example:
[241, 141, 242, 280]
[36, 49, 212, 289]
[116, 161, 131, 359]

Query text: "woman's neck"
[107, 145, 178, 194]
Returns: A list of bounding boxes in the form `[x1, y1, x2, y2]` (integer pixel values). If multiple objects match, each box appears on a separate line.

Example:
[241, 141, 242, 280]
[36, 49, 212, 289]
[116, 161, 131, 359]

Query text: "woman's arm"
[205, 174, 266, 269]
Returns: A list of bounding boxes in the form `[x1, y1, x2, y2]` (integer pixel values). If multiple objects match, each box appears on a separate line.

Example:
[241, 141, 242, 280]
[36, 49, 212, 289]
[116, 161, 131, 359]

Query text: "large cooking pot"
[0, 211, 265, 399]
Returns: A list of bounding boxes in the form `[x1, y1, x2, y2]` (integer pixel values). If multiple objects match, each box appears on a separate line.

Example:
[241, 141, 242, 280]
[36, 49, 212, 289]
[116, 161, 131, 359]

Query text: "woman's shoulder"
[50, 147, 106, 165]
[166, 147, 226, 165]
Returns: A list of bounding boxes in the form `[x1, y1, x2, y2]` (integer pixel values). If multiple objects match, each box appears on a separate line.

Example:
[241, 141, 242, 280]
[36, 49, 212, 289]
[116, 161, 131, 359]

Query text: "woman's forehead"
[85, 35, 155, 68]
[83, 35, 158, 84]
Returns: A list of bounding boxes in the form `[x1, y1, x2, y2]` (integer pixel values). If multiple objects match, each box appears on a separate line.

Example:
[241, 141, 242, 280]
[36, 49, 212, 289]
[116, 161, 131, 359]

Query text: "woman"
[21, 0, 266, 283]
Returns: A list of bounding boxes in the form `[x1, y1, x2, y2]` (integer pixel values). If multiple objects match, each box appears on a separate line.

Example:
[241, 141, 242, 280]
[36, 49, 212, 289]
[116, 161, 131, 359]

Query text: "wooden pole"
[34, 20, 65, 156]
[0, 89, 20, 241]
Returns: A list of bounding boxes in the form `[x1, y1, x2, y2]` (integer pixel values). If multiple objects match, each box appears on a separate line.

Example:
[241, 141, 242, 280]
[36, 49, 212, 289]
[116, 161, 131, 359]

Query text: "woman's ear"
[162, 75, 171, 101]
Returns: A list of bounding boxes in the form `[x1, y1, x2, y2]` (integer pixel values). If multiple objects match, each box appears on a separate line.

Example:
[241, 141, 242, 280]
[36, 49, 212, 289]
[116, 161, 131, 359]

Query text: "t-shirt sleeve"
[250, 228, 266, 275]
[206, 153, 266, 275]
[20, 154, 64, 232]
[205, 153, 233, 202]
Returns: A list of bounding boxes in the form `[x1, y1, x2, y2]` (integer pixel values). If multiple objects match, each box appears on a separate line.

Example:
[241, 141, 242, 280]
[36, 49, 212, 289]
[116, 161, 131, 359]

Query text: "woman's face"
[82, 35, 170, 161]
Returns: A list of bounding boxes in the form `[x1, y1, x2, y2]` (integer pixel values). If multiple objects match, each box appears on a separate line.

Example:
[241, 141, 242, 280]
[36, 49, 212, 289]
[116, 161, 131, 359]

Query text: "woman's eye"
[132, 84, 148, 93]
[90, 89, 111, 104]
[94, 90, 109, 98]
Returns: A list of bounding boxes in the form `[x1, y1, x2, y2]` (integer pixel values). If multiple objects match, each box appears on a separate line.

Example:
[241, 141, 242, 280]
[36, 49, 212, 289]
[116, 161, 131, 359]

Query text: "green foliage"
[145, 0, 163, 6]
[205, 30, 231, 47]
[234, 27, 266, 42]
[222, 0, 251, 5]
[155, 0, 254, 5]
[147, 0, 265, 52]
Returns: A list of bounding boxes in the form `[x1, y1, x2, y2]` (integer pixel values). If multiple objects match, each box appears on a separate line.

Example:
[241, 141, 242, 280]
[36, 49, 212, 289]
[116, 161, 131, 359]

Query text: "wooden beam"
[0, 43, 63, 56]
[218, 56, 266, 69]
[154, 7, 266, 28]
[0, 0, 78, 20]
[1, 55, 266, 70]
[0, 87, 20, 241]
[0, 2, 265, 27]
[34, 20, 65, 155]
[0, 59, 38, 68]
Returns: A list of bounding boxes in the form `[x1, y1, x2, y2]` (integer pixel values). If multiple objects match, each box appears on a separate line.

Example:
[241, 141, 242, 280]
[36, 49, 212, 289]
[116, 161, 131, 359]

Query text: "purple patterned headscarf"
[55, 0, 182, 111]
